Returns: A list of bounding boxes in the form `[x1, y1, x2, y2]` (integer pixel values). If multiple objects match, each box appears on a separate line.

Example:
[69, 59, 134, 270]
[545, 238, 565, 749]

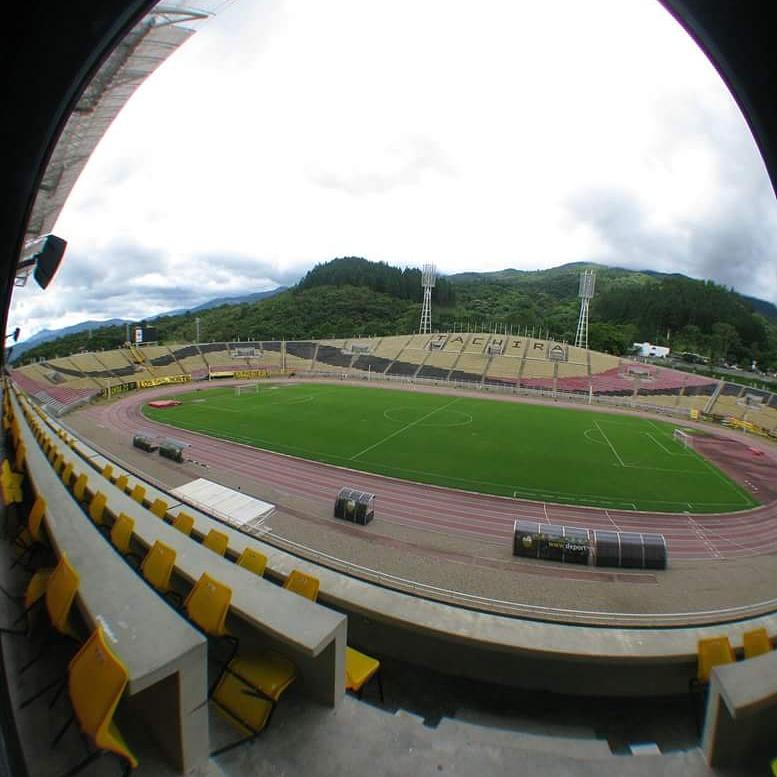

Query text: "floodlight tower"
[574, 269, 596, 349]
[419, 263, 436, 334]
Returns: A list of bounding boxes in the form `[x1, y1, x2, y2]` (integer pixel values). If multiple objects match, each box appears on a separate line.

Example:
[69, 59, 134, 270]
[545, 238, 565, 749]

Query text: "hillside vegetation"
[14, 257, 777, 370]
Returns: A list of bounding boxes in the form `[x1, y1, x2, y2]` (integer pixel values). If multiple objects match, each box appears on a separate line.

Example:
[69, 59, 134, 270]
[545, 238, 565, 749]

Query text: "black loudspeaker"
[159, 439, 184, 462]
[132, 434, 158, 453]
[334, 488, 375, 525]
[32, 235, 67, 289]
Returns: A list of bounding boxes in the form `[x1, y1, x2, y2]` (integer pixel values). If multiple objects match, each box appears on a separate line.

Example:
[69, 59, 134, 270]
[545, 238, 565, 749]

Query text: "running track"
[81, 385, 777, 562]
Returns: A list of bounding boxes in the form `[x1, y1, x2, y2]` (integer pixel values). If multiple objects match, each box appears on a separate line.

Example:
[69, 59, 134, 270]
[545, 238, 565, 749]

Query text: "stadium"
[2, 3, 777, 777]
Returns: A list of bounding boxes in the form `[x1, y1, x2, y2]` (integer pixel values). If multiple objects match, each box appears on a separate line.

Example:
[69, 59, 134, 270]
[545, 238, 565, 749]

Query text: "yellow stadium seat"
[149, 498, 168, 520]
[210, 667, 274, 756]
[12, 495, 47, 569]
[7, 497, 50, 618]
[695, 636, 735, 684]
[87, 491, 107, 525]
[114, 474, 128, 492]
[283, 569, 319, 602]
[23, 568, 52, 612]
[345, 647, 384, 702]
[203, 529, 229, 557]
[224, 652, 295, 703]
[171, 512, 195, 536]
[109, 513, 142, 568]
[184, 573, 232, 639]
[19, 554, 81, 702]
[42, 554, 81, 644]
[236, 548, 267, 578]
[129, 484, 146, 504]
[184, 573, 239, 681]
[72, 473, 88, 502]
[1, 459, 23, 505]
[743, 628, 772, 659]
[141, 541, 179, 603]
[51, 626, 139, 774]
[211, 652, 296, 756]
[690, 636, 736, 735]
[1, 562, 51, 638]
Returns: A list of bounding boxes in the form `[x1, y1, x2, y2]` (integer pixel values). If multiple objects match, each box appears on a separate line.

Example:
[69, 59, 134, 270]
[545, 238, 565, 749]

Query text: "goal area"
[235, 384, 260, 397]
[673, 428, 694, 449]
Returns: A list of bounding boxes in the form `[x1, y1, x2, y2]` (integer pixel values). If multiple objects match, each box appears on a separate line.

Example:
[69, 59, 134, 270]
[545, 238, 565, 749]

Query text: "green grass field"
[142, 382, 758, 513]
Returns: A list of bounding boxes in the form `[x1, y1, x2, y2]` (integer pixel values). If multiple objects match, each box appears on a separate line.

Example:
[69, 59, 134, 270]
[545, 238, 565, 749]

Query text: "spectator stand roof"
[23, 1, 234, 245]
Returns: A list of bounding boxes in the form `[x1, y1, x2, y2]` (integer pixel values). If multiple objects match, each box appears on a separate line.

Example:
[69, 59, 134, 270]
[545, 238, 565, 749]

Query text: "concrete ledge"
[702, 650, 777, 766]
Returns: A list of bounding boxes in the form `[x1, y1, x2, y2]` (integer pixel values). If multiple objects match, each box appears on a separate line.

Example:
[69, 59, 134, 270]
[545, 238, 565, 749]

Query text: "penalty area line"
[593, 420, 625, 467]
[644, 432, 674, 455]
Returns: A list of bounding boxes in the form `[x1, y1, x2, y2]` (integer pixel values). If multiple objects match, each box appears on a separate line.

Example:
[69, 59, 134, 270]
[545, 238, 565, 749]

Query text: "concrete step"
[453, 706, 597, 740]
[436, 716, 613, 759]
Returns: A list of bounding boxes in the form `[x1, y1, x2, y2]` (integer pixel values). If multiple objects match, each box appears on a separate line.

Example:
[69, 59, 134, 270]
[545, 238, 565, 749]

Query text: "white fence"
[295, 369, 692, 421]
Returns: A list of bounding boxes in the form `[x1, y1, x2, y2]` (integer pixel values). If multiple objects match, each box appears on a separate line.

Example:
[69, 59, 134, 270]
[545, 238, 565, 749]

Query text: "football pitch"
[142, 383, 758, 513]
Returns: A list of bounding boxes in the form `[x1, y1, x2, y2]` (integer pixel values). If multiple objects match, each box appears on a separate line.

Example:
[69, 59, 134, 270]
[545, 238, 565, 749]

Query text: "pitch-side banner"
[136, 374, 192, 389]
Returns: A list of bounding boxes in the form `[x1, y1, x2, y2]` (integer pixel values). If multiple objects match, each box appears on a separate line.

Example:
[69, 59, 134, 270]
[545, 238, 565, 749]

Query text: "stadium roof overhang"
[23, 9, 198, 245]
[1, 1, 776, 361]
[0, 0, 229, 345]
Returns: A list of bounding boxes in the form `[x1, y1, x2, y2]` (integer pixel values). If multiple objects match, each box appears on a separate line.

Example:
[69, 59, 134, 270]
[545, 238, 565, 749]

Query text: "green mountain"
[13, 258, 777, 370]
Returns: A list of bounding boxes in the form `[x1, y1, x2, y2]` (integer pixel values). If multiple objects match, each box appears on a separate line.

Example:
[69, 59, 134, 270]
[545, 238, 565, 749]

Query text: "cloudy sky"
[10, 0, 777, 340]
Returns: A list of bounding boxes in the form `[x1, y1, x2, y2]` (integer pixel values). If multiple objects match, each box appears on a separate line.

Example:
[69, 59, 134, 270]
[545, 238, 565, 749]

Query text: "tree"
[710, 322, 740, 362]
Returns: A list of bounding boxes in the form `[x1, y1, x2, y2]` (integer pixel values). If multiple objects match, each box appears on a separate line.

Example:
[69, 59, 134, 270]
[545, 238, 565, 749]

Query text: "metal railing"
[294, 369, 693, 421]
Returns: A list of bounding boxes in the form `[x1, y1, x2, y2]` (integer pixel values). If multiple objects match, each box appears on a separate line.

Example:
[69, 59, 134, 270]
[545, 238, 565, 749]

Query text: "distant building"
[633, 342, 670, 358]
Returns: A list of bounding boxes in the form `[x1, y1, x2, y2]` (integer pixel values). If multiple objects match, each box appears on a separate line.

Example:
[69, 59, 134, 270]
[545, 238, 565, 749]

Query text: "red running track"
[81, 387, 777, 562]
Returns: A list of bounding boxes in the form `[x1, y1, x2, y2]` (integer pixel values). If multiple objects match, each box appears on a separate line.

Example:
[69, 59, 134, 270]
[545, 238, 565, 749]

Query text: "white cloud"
[9, 0, 777, 340]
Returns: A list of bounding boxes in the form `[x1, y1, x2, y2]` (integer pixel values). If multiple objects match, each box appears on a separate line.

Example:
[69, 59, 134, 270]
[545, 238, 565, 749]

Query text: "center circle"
[383, 406, 473, 428]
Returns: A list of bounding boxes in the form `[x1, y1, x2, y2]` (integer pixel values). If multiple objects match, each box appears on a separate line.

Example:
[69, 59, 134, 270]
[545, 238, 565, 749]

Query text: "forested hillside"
[298, 256, 455, 304]
[14, 257, 777, 370]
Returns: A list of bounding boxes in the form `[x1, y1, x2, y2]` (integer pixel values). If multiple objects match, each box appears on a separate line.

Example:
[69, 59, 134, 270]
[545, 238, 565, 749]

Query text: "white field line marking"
[687, 516, 723, 559]
[593, 420, 625, 467]
[645, 432, 673, 455]
[688, 522, 753, 555]
[689, 444, 753, 507]
[622, 464, 702, 474]
[646, 419, 663, 433]
[583, 428, 607, 445]
[604, 509, 622, 531]
[350, 397, 461, 461]
[512, 484, 743, 509]
[645, 421, 693, 457]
